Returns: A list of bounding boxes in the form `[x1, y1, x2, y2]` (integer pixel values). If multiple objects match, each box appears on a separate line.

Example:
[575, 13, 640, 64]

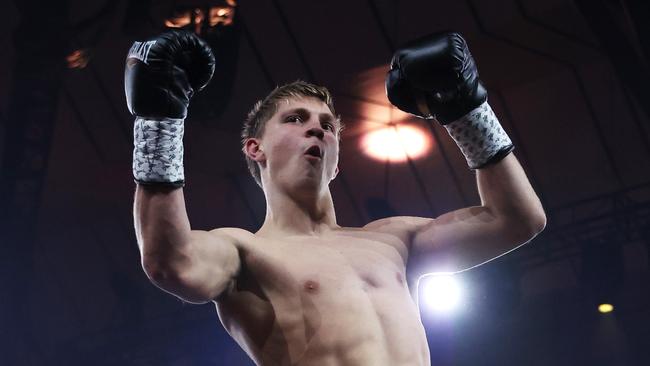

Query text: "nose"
[305, 126, 324, 140]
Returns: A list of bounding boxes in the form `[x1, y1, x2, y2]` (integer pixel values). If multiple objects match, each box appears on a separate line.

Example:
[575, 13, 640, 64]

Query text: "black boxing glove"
[386, 32, 486, 124]
[386, 32, 513, 169]
[125, 30, 215, 186]
[125, 30, 215, 119]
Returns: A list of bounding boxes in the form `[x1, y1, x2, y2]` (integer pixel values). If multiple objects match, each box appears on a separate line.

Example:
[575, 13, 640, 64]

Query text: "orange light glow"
[360, 124, 431, 162]
[165, 3, 237, 31]
[66, 49, 90, 69]
[349, 65, 433, 163]
[209, 6, 235, 26]
[164, 9, 200, 29]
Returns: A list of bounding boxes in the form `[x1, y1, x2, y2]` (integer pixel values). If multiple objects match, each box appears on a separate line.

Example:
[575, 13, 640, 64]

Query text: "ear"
[243, 138, 265, 162]
[331, 165, 339, 181]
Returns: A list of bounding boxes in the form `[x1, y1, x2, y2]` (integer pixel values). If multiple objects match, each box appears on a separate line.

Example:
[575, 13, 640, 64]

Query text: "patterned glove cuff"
[133, 117, 185, 186]
[443, 101, 513, 169]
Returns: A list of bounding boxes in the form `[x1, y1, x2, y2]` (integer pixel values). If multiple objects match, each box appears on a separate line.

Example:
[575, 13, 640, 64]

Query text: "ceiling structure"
[1, 0, 649, 365]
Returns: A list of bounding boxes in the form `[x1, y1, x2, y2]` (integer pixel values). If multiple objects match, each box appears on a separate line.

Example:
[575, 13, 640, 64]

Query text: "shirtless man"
[127, 30, 546, 365]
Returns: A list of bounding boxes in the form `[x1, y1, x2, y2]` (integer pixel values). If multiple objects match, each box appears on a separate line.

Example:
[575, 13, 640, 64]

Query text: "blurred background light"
[360, 124, 431, 162]
[164, 3, 236, 32]
[598, 303, 614, 314]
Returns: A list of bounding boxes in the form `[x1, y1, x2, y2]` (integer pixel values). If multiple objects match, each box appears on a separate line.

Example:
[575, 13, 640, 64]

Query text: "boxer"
[129, 30, 545, 365]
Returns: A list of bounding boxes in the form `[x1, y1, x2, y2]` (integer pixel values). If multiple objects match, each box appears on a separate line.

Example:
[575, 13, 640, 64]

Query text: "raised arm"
[381, 32, 545, 278]
[127, 30, 240, 304]
[135, 186, 241, 304]
[407, 154, 544, 276]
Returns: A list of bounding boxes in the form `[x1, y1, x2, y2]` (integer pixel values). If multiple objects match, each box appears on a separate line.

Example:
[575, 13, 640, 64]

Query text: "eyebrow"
[281, 108, 341, 129]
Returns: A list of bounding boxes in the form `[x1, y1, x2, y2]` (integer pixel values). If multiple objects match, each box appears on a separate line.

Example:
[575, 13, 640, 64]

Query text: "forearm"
[476, 153, 546, 231]
[134, 185, 193, 267]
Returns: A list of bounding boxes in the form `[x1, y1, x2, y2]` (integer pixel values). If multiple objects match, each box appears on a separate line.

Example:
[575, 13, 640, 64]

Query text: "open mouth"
[305, 145, 322, 159]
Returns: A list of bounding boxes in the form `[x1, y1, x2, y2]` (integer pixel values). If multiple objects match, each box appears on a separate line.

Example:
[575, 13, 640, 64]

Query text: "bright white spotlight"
[360, 124, 431, 162]
[421, 274, 464, 314]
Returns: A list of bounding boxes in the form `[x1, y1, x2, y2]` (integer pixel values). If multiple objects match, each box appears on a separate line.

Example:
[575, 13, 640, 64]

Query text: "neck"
[258, 183, 339, 237]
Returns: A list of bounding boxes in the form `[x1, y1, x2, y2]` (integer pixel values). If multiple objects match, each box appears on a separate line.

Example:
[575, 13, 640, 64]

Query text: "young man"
[128, 30, 545, 366]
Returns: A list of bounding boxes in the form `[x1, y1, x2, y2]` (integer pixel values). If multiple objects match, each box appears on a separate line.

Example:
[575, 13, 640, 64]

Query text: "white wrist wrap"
[443, 101, 513, 169]
[132, 117, 185, 185]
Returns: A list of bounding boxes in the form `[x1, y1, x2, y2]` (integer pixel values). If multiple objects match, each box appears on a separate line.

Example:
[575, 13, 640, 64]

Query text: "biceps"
[147, 230, 241, 304]
[409, 208, 527, 275]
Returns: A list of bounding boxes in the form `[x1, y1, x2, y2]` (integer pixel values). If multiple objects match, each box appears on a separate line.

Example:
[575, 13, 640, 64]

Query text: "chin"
[274, 164, 329, 193]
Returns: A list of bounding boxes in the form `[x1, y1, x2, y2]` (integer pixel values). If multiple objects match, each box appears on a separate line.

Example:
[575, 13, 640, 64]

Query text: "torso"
[214, 227, 431, 366]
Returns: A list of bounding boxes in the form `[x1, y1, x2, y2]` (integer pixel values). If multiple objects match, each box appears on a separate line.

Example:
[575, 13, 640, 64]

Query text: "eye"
[322, 122, 335, 131]
[286, 115, 303, 123]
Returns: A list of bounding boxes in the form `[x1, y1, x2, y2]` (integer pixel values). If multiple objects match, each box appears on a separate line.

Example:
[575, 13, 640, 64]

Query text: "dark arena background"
[1, 0, 650, 365]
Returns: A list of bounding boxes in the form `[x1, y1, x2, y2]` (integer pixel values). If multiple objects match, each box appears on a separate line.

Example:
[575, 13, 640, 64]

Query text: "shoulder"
[362, 216, 434, 243]
[208, 227, 256, 245]
[359, 216, 435, 263]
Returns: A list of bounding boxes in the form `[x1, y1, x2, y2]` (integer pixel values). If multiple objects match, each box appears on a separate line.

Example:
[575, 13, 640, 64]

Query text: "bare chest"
[249, 234, 407, 293]
[215, 232, 427, 365]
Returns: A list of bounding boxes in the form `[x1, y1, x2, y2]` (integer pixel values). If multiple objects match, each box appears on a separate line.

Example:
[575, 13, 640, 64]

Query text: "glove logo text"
[128, 40, 157, 65]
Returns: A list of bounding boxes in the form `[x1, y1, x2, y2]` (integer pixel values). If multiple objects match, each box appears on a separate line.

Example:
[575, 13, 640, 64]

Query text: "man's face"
[247, 96, 341, 192]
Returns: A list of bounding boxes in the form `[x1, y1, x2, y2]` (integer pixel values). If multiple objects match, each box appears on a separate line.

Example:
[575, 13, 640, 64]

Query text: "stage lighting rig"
[164, 0, 237, 35]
